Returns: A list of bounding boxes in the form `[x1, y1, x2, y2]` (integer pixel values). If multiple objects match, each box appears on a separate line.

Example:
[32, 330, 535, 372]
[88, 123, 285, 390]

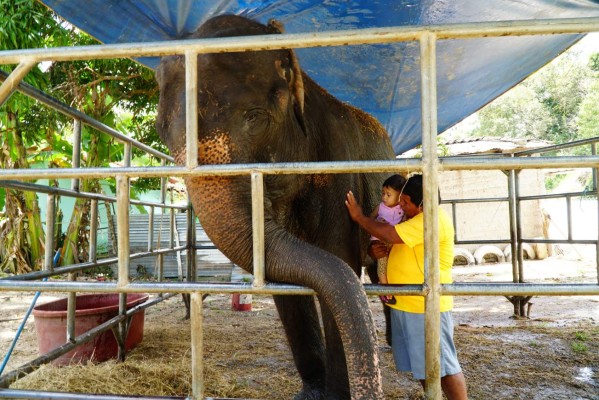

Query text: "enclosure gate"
[1, 16, 599, 400]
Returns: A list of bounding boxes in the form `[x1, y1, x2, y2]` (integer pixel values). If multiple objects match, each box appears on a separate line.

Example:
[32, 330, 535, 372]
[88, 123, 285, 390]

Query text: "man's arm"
[345, 191, 403, 244]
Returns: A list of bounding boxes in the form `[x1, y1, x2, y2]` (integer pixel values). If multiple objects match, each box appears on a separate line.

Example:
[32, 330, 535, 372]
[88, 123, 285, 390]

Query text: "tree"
[0, 0, 163, 273]
[0, 0, 70, 273]
[470, 51, 596, 151]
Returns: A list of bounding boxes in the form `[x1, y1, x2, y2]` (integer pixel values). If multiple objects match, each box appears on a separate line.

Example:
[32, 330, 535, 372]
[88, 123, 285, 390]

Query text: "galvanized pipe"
[516, 135, 599, 156]
[185, 50, 199, 170]
[66, 273, 76, 342]
[515, 171, 524, 283]
[419, 31, 442, 400]
[0, 70, 172, 162]
[566, 196, 573, 241]
[117, 144, 133, 360]
[44, 194, 56, 271]
[149, 206, 155, 252]
[0, 279, 595, 297]
[1, 17, 599, 65]
[2, 247, 186, 282]
[595, 144, 599, 284]
[190, 292, 203, 400]
[0, 179, 186, 209]
[116, 174, 130, 288]
[508, 169, 518, 283]
[2, 156, 599, 181]
[89, 199, 98, 263]
[71, 119, 81, 192]
[0, 60, 36, 107]
[251, 172, 265, 287]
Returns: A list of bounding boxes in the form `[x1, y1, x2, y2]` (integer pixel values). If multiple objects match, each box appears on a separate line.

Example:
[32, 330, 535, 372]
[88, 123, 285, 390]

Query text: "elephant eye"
[243, 109, 269, 126]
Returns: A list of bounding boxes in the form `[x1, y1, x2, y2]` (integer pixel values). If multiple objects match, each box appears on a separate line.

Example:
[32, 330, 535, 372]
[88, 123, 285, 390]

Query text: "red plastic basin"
[32, 293, 149, 365]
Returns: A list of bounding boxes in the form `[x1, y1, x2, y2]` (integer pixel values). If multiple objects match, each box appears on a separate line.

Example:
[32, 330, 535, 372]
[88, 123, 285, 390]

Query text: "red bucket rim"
[32, 293, 149, 318]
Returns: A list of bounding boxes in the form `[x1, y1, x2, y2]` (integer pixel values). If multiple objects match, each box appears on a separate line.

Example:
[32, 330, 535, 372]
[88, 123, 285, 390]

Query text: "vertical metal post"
[190, 292, 204, 399]
[566, 196, 573, 241]
[67, 118, 82, 342]
[157, 159, 167, 282]
[89, 199, 98, 263]
[187, 203, 196, 284]
[451, 202, 457, 243]
[186, 50, 199, 170]
[594, 143, 599, 284]
[251, 172, 265, 287]
[71, 119, 82, 192]
[507, 168, 519, 283]
[44, 194, 56, 272]
[420, 31, 442, 400]
[514, 171, 524, 283]
[116, 143, 132, 360]
[148, 206, 155, 252]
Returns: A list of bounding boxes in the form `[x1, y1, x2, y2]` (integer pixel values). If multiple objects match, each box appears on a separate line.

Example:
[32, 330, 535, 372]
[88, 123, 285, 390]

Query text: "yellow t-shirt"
[387, 208, 454, 313]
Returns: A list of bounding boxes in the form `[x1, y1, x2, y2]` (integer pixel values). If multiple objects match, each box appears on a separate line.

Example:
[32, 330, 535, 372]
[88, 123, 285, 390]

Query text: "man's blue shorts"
[390, 309, 462, 380]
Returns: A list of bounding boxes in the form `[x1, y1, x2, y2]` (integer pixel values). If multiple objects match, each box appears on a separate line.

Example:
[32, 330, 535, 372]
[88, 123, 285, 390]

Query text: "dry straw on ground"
[9, 292, 598, 399]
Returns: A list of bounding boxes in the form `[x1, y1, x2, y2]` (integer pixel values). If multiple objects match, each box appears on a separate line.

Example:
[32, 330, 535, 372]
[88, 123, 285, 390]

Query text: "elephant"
[155, 15, 395, 400]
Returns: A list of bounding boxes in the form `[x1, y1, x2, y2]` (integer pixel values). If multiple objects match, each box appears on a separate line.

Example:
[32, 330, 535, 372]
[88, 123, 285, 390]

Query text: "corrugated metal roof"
[107, 213, 235, 280]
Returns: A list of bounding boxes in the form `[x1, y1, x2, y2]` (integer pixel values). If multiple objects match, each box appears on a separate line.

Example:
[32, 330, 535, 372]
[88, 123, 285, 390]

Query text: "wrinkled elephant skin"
[155, 15, 395, 400]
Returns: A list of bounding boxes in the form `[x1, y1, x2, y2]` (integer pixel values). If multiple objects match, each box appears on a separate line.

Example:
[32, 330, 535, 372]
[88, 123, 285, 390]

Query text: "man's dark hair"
[382, 174, 407, 192]
[402, 174, 441, 207]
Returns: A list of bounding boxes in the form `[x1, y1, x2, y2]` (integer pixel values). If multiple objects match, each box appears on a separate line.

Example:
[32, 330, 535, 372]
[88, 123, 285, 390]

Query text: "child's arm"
[369, 204, 380, 219]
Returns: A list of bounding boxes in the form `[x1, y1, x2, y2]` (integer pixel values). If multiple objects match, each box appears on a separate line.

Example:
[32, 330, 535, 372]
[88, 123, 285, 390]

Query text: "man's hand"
[345, 190, 364, 222]
[368, 241, 389, 260]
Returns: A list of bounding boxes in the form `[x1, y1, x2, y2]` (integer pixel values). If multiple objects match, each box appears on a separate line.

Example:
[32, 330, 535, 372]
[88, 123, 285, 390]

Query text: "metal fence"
[0, 16, 599, 400]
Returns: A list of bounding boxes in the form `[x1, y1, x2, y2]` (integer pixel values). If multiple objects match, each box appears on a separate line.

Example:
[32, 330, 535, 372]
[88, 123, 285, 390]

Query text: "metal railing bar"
[0, 70, 173, 163]
[515, 135, 599, 156]
[0, 60, 36, 107]
[441, 197, 509, 204]
[0, 180, 186, 209]
[0, 388, 187, 399]
[0, 17, 598, 65]
[0, 281, 595, 296]
[517, 190, 597, 201]
[1, 156, 599, 181]
[0, 246, 186, 281]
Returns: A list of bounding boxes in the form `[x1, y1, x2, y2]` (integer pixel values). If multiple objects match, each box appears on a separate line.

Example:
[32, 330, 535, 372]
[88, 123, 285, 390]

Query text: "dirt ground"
[0, 256, 598, 399]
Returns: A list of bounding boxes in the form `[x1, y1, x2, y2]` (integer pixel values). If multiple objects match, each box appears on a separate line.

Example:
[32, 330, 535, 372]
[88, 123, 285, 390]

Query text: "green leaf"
[0, 187, 5, 211]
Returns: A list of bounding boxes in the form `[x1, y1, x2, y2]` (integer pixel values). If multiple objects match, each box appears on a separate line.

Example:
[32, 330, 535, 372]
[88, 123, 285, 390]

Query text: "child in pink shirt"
[370, 174, 406, 304]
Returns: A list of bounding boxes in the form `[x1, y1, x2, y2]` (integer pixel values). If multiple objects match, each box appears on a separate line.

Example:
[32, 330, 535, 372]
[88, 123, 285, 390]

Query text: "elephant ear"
[268, 19, 306, 135]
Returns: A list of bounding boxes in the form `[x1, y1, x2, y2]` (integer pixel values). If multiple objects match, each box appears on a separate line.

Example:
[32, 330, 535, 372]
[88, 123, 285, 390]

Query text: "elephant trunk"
[185, 175, 383, 399]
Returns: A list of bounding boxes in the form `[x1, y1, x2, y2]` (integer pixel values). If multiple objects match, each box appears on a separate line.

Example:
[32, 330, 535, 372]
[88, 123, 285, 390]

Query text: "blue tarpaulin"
[40, 1, 599, 154]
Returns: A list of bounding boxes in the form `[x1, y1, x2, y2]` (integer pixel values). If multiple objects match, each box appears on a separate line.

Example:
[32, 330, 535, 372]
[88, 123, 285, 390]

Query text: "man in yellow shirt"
[345, 174, 468, 400]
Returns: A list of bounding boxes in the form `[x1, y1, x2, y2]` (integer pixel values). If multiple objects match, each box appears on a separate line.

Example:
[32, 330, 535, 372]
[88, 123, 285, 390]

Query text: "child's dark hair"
[382, 174, 407, 192]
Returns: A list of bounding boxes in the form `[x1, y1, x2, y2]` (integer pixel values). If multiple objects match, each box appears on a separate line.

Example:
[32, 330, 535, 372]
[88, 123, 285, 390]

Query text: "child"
[370, 174, 406, 304]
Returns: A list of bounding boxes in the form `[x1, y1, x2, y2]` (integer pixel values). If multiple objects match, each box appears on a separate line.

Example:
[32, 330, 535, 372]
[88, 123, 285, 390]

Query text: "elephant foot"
[293, 385, 325, 400]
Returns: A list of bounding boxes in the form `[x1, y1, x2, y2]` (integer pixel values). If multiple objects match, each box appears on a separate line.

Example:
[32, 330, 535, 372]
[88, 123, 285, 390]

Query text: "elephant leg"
[274, 294, 326, 400]
[318, 297, 350, 399]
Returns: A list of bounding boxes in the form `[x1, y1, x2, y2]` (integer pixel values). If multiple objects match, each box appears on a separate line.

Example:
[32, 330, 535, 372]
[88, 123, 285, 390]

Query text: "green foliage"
[470, 50, 599, 154]
[571, 330, 590, 353]
[545, 173, 567, 191]
[590, 52, 599, 72]
[0, 0, 163, 272]
[571, 341, 588, 353]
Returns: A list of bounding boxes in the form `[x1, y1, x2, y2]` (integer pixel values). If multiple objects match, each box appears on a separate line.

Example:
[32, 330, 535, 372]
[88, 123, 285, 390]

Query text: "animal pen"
[1, 16, 599, 400]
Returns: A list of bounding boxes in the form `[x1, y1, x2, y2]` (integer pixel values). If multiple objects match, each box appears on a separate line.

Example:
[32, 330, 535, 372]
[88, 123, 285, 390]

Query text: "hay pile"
[10, 294, 598, 399]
